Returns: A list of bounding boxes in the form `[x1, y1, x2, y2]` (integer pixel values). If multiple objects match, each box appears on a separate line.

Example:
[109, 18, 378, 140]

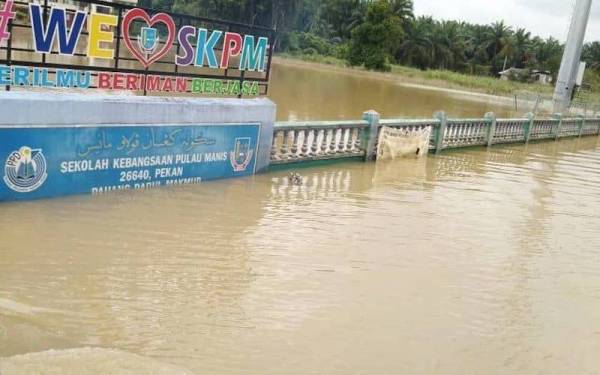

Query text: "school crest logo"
[3, 146, 48, 193]
[230, 137, 253, 172]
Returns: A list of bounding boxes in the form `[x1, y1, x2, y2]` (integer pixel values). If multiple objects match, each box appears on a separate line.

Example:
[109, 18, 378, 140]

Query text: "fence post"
[524, 112, 534, 143]
[577, 115, 585, 137]
[552, 113, 562, 140]
[484, 112, 496, 147]
[362, 110, 380, 161]
[433, 111, 447, 154]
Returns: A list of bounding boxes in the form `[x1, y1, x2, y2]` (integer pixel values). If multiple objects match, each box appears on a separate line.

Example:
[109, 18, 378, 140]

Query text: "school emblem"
[230, 137, 253, 172]
[3, 146, 48, 193]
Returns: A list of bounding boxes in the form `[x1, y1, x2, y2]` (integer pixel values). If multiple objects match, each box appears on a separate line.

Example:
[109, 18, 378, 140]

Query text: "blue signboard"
[0, 123, 260, 201]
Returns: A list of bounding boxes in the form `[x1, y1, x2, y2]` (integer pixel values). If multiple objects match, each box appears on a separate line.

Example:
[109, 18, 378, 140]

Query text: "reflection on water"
[268, 61, 515, 121]
[1, 136, 600, 374]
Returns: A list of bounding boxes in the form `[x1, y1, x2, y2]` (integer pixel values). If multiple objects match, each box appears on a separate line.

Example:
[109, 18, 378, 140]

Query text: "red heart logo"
[121, 8, 176, 68]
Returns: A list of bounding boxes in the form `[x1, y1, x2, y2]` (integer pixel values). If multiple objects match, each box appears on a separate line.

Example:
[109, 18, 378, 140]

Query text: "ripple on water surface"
[1, 136, 600, 374]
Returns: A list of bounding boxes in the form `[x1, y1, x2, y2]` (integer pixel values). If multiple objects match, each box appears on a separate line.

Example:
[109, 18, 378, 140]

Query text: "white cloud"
[414, 0, 600, 42]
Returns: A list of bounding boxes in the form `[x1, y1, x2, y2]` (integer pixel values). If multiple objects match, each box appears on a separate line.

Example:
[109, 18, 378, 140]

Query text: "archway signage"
[0, 0, 275, 97]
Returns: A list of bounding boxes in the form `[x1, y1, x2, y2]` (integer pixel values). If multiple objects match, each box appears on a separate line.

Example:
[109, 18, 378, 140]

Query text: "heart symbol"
[122, 8, 176, 68]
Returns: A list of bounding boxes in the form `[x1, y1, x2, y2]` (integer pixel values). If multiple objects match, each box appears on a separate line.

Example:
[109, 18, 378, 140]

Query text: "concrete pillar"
[484, 112, 496, 147]
[433, 111, 447, 154]
[553, 0, 592, 111]
[362, 110, 380, 161]
[524, 112, 535, 143]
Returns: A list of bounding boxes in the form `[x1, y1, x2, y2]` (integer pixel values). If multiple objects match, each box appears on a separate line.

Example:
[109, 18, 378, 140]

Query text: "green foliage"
[347, 1, 405, 71]
[279, 31, 348, 59]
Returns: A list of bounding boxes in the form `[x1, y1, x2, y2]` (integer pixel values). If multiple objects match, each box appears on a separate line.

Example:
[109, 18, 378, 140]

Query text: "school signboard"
[0, 122, 261, 201]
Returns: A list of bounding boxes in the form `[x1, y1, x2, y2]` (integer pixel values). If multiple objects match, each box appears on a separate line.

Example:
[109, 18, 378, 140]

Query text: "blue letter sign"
[0, 123, 260, 201]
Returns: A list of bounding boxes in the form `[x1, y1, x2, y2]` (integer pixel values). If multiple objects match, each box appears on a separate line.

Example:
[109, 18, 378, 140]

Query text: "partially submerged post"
[484, 112, 497, 147]
[524, 112, 535, 143]
[433, 111, 447, 154]
[362, 110, 381, 161]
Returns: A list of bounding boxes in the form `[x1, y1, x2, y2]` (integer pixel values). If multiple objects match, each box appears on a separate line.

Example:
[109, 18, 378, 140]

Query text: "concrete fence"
[270, 111, 600, 166]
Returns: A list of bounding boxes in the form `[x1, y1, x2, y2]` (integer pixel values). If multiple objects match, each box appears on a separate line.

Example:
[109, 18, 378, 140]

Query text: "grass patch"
[276, 53, 555, 97]
[277, 52, 348, 68]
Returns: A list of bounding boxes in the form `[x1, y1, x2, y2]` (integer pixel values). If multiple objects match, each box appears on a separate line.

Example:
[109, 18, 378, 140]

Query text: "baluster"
[468, 123, 473, 143]
[466, 124, 472, 143]
[271, 130, 281, 160]
[348, 128, 358, 154]
[290, 130, 298, 158]
[320, 129, 329, 154]
[453, 124, 459, 145]
[336, 128, 344, 153]
[280, 130, 290, 159]
[345, 128, 351, 152]
[443, 125, 450, 147]
[467, 124, 473, 143]
[328, 129, 337, 154]
[300, 129, 310, 157]
[469, 124, 474, 142]
[348, 128, 355, 153]
[517, 121, 522, 138]
[310, 129, 320, 156]
[345, 128, 353, 153]
[353, 128, 361, 153]
[455, 124, 461, 145]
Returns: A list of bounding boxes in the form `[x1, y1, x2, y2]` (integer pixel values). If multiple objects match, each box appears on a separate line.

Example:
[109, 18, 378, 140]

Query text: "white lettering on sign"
[61, 158, 109, 173]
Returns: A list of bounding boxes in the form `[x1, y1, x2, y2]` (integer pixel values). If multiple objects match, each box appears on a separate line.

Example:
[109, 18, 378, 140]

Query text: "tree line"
[140, 0, 600, 83]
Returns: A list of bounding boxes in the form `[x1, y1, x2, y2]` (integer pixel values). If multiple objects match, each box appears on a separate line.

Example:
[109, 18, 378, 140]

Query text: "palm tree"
[399, 16, 434, 69]
[387, 0, 414, 21]
[487, 21, 512, 58]
[512, 28, 532, 68]
[500, 35, 516, 71]
[432, 20, 466, 70]
[478, 21, 513, 73]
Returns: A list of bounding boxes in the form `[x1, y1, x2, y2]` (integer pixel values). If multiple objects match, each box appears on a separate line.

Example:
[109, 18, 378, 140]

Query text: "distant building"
[499, 68, 553, 85]
[530, 70, 553, 85]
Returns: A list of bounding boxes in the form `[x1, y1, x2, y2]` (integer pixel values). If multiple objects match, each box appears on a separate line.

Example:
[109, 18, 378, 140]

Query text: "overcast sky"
[414, 0, 600, 42]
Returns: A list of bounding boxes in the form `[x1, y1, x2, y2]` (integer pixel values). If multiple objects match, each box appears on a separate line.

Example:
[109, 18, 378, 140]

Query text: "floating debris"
[288, 172, 303, 186]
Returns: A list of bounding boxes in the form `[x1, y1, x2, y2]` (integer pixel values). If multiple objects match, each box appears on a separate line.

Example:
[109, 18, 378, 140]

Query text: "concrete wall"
[0, 92, 276, 173]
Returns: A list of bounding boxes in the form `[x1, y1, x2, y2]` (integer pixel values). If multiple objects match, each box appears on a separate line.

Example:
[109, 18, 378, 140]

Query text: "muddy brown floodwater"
[2, 135, 600, 374]
[1, 62, 600, 374]
[268, 60, 515, 121]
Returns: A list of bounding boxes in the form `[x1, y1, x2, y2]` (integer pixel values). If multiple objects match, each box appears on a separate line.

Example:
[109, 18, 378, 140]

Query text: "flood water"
[268, 60, 515, 121]
[1, 135, 600, 374]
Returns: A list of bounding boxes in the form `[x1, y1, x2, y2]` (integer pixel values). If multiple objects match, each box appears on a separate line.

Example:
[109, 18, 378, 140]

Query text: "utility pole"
[553, 0, 593, 112]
